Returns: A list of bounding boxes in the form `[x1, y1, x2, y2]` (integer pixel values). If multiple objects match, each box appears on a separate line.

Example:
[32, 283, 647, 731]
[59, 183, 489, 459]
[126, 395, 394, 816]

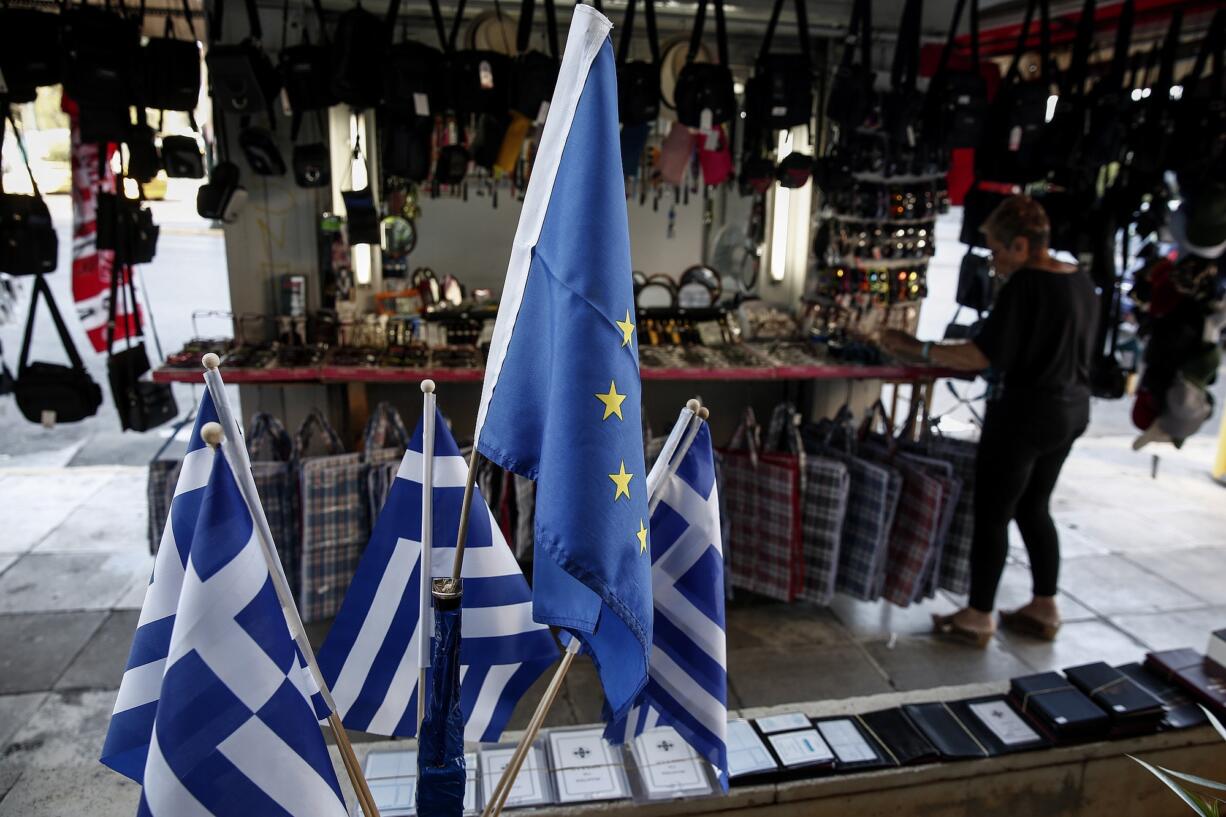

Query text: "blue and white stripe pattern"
[317, 407, 558, 743]
[112, 422, 347, 816]
[606, 421, 729, 789]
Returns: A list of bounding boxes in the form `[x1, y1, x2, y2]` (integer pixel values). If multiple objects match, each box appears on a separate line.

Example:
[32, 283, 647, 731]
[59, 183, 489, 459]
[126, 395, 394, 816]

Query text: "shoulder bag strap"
[1062, 0, 1095, 96]
[5, 110, 42, 201]
[242, 0, 262, 42]
[516, 0, 534, 54]
[712, 0, 728, 67]
[1037, 0, 1051, 85]
[307, 0, 329, 44]
[20, 275, 88, 375]
[1106, 0, 1135, 89]
[890, 0, 922, 93]
[384, 0, 400, 29]
[1002, 0, 1039, 86]
[1152, 9, 1182, 101]
[685, 0, 708, 65]
[756, 0, 810, 66]
[932, 0, 968, 81]
[837, 0, 867, 71]
[617, 0, 637, 65]
[447, 0, 466, 54]
[543, 0, 558, 58]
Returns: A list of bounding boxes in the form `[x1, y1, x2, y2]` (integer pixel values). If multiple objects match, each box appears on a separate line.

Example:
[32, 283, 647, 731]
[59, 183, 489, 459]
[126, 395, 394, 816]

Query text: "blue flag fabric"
[416, 594, 466, 817]
[606, 420, 729, 790]
[124, 444, 346, 816]
[317, 408, 557, 742]
[474, 7, 652, 721]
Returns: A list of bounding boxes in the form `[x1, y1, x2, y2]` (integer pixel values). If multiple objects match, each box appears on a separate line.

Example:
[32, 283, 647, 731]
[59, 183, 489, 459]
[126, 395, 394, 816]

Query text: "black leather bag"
[449, 50, 512, 116]
[331, 0, 391, 110]
[105, 270, 177, 432]
[745, 0, 812, 130]
[79, 105, 132, 146]
[959, 185, 1009, 248]
[342, 188, 379, 245]
[293, 142, 330, 188]
[96, 190, 160, 266]
[0, 113, 57, 277]
[381, 110, 434, 182]
[162, 135, 206, 178]
[956, 251, 992, 311]
[15, 275, 103, 425]
[924, 0, 988, 151]
[126, 119, 161, 183]
[0, 7, 62, 103]
[616, 0, 661, 125]
[825, 0, 875, 137]
[207, 0, 282, 117]
[197, 161, 247, 221]
[385, 40, 446, 116]
[141, 0, 202, 112]
[511, 0, 559, 119]
[435, 143, 470, 185]
[61, 5, 140, 108]
[673, 0, 735, 128]
[280, 0, 337, 122]
[239, 125, 287, 176]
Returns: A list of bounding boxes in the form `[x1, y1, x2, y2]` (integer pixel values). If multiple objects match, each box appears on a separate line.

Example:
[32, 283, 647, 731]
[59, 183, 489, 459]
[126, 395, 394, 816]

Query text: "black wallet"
[1115, 662, 1208, 732]
[902, 702, 990, 760]
[1009, 672, 1111, 743]
[1065, 662, 1165, 736]
[854, 708, 939, 767]
[947, 697, 1050, 755]
[813, 717, 892, 772]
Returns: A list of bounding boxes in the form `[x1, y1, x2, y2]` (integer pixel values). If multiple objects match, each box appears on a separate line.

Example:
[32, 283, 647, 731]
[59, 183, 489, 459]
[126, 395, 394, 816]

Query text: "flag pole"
[448, 448, 481, 582]
[200, 355, 381, 817]
[417, 379, 437, 733]
[647, 399, 704, 515]
[481, 638, 581, 817]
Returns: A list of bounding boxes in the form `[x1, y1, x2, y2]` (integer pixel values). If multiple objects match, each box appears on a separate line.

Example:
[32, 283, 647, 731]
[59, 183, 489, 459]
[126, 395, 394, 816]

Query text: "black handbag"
[61, 4, 140, 108]
[616, 0, 661, 125]
[331, 0, 391, 110]
[292, 110, 330, 188]
[162, 135, 206, 178]
[126, 118, 161, 184]
[825, 0, 875, 138]
[239, 125, 287, 176]
[0, 7, 62, 103]
[435, 143, 470, 185]
[511, 0, 559, 120]
[140, 0, 202, 112]
[280, 0, 337, 127]
[97, 187, 160, 266]
[1070, 0, 1135, 174]
[880, 0, 923, 148]
[956, 251, 992, 312]
[959, 184, 1009, 248]
[384, 14, 446, 118]
[15, 275, 103, 425]
[207, 0, 282, 118]
[341, 136, 379, 244]
[197, 160, 248, 221]
[974, 0, 1052, 185]
[923, 0, 988, 152]
[744, 0, 813, 131]
[673, 0, 736, 128]
[0, 113, 58, 277]
[381, 110, 434, 182]
[79, 105, 132, 146]
[105, 269, 178, 432]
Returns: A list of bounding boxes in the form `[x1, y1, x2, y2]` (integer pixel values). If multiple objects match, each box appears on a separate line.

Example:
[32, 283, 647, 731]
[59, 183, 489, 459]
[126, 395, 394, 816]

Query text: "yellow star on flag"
[594, 380, 627, 421]
[608, 460, 633, 501]
[615, 310, 636, 348]
[636, 519, 648, 555]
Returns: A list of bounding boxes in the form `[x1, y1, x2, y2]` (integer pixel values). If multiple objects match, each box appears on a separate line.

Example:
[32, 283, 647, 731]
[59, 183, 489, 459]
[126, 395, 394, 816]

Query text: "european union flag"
[474, 6, 651, 719]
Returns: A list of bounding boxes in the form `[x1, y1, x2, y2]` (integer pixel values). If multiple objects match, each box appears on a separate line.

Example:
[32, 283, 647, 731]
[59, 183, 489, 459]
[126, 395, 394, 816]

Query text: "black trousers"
[968, 397, 1088, 613]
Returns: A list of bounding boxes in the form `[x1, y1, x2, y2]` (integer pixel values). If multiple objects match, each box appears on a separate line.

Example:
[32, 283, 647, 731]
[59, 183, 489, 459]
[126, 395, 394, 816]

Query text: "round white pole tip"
[420, 379, 436, 394]
[697, 406, 710, 421]
[202, 352, 221, 370]
[200, 422, 225, 448]
[686, 398, 701, 413]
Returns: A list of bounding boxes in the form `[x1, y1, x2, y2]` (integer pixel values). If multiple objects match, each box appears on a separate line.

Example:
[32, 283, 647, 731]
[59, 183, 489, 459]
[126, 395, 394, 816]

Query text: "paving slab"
[0, 693, 47, 750]
[827, 594, 957, 641]
[1110, 607, 1226, 653]
[33, 470, 148, 554]
[54, 611, 139, 692]
[0, 612, 106, 695]
[728, 644, 892, 706]
[0, 552, 153, 614]
[1124, 546, 1226, 607]
[0, 468, 115, 554]
[0, 555, 16, 578]
[942, 562, 1098, 623]
[0, 689, 118, 772]
[1058, 554, 1206, 616]
[0, 766, 21, 802]
[0, 764, 139, 817]
[996, 619, 1149, 674]
[725, 600, 850, 651]
[863, 636, 1033, 691]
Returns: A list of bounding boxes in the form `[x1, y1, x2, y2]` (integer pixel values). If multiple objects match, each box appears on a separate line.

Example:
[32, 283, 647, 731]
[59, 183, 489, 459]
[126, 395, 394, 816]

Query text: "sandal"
[999, 609, 1061, 641]
[932, 613, 994, 649]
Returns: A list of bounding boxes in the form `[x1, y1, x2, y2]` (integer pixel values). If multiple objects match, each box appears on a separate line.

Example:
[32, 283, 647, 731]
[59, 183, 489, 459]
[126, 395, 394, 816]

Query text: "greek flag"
[606, 418, 729, 789]
[317, 407, 558, 742]
[107, 419, 347, 816]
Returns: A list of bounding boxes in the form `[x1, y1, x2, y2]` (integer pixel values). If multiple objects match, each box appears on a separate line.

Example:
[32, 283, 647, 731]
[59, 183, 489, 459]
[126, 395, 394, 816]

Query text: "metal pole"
[417, 380, 437, 732]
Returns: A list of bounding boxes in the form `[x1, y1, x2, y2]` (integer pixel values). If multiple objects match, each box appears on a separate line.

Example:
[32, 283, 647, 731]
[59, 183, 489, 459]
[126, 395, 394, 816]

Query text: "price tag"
[1008, 125, 1023, 151]
[41, 410, 57, 429]
[703, 129, 719, 150]
[479, 60, 495, 90]
[414, 92, 431, 117]
[699, 108, 713, 132]
[280, 87, 293, 117]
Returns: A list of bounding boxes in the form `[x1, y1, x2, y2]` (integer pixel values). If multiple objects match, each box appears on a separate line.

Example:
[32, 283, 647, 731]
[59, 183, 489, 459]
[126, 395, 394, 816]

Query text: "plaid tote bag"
[898, 451, 962, 601]
[872, 456, 945, 607]
[146, 459, 182, 554]
[248, 413, 301, 596]
[902, 429, 977, 595]
[362, 401, 411, 524]
[722, 408, 805, 602]
[297, 409, 368, 622]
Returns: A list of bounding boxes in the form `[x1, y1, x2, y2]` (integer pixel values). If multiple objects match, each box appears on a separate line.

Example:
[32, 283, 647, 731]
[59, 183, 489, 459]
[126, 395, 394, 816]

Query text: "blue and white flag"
[111, 432, 347, 816]
[607, 418, 729, 789]
[317, 407, 558, 742]
[473, 5, 653, 720]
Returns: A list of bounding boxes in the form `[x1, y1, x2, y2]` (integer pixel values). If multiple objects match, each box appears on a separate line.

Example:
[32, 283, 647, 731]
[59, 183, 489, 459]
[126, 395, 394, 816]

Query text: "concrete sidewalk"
[0, 434, 1223, 815]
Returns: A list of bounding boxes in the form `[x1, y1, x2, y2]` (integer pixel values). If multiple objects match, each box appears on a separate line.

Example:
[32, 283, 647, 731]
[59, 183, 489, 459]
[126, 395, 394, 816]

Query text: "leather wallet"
[902, 702, 990, 760]
[1116, 662, 1209, 731]
[1144, 648, 1226, 721]
[854, 708, 939, 767]
[1065, 662, 1165, 736]
[813, 717, 892, 772]
[948, 697, 1050, 755]
[1009, 672, 1111, 743]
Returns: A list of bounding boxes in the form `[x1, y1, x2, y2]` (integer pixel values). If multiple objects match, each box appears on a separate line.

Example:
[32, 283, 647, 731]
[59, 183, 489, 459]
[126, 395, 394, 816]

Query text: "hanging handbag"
[511, 0, 560, 120]
[239, 124, 288, 176]
[105, 267, 177, 432]
[880, 0, 924, 148]
[923, 0, 988, 152]
[248, 412, 301, 594]
[446, 0, 512, 116]
[381, 110, 434, 182]
[140, 0, 203, 112]
[384, 0, 448, 118]
[197, 160, 248, 221]
[341, 134, 378, 243]
[162, 134, 206, 179]
[280, 0, 338, 124]
[698, 126, 734, 186]
[744, 0, 812, 131]
[292, 123, 331, 188]
[616, 0, 661, 125]
[14, 275, 104, 425]
[331, 0, 392, 110]
[61, 3, 140, 108]
[126, 115, 161, 184]
[96, 183, 159, 266]
[673, 0, 736, 128]
[0, 113, 58, 277]
[207, 0, 282, 117]
[78, 104, 133, 146]
[825, 0, 875, 139]
[0, 6, 62, 103]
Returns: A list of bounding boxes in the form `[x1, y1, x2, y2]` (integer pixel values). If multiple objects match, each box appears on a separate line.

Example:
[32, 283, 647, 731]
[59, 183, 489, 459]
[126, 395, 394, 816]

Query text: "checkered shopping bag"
[248, 413, 301, 596]
[898, 452, 961, 600]
[367, 460, 399, 523]
[297, 409, 368, 622]
[146, 459, 182, 554]
[721, 408, 804, 602]
[363, 401, 411, 465]
[901, 431, 977, 595]
[874, 457, 945, 607]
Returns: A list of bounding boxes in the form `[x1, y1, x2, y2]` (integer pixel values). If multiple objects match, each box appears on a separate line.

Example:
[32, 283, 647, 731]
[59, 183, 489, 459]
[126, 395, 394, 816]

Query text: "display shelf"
[151, 366, 320, 384]
[320, 365, 485, 383]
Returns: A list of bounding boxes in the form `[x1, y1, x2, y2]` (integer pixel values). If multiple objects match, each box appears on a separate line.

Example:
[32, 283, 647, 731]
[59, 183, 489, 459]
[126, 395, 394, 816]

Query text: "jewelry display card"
[631, 726, 714, 798]
[726, 719, 778, 778]
[362, 750, 417, 817]
[766, 728, 835, 768]
[548, 727, 630, 804]
[754, 712, 813, 734]
[479, 745, 553, 809]
[815, 718, 882, 765]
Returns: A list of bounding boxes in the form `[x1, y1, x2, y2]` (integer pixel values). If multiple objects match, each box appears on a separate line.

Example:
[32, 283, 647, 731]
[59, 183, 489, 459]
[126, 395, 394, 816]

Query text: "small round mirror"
[381, 216, 417, 260]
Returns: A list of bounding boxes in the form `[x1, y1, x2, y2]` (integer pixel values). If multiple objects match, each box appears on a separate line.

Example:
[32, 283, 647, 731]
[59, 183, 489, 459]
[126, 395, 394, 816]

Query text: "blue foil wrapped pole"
[416, 578, 466, 817]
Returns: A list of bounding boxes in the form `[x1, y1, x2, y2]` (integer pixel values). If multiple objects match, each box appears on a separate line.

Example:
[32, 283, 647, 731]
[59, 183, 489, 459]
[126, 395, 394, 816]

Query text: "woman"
[878, 195, 1098, 647]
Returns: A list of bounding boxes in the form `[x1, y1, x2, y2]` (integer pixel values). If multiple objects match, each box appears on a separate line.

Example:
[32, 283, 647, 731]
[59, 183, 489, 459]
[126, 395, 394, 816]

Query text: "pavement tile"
[1058, 555, 1206, 616]
[0, 766, 21, 802]
[863, 636, 1032, 691]
[996, 619, 1149, 674]
[828, 594, 957, 641]
[0, 694, 47, 750]
[55, 611, 139, 692]
[0, 469, 114, 554]
[729, 644, 892, 706]
[33, 470, 148, 554]
[0, 764, 139, 817]
[1053, 509, 1173, 555]
[0, 555, 17, 577]
[0, 690, 118, 773]
[1109, 607, 1226, 653]
[942, 562, 1097, 623]
[1124, 546, 1226, 607]
[0, 612, 106, 695]
[0, 552, 153, 614]
[725, 600, 851, 650]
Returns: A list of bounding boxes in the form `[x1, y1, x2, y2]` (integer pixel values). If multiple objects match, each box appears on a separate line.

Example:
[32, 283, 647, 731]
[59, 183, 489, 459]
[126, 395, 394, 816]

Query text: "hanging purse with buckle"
[510, 0, 559, 119]
[15, 274, 103, 425]
[673, 0, 736, 128]
[207, 0, 282, 117]
[105, 267, 178, 432]
[140, 0, 202, 112]
[744, 0, 813, 130]
[0, 112, 58, 277]
[616, 0, 661, 125]
[0, 6, 62, 103]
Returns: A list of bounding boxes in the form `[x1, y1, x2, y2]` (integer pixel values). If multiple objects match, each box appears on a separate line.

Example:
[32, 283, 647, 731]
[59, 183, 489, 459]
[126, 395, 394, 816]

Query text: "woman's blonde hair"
[982, 195, 1051, 249]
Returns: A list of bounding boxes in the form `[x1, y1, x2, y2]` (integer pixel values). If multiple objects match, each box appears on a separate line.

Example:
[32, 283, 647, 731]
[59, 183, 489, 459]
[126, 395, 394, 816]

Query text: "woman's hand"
[877, 329, 919, 360]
